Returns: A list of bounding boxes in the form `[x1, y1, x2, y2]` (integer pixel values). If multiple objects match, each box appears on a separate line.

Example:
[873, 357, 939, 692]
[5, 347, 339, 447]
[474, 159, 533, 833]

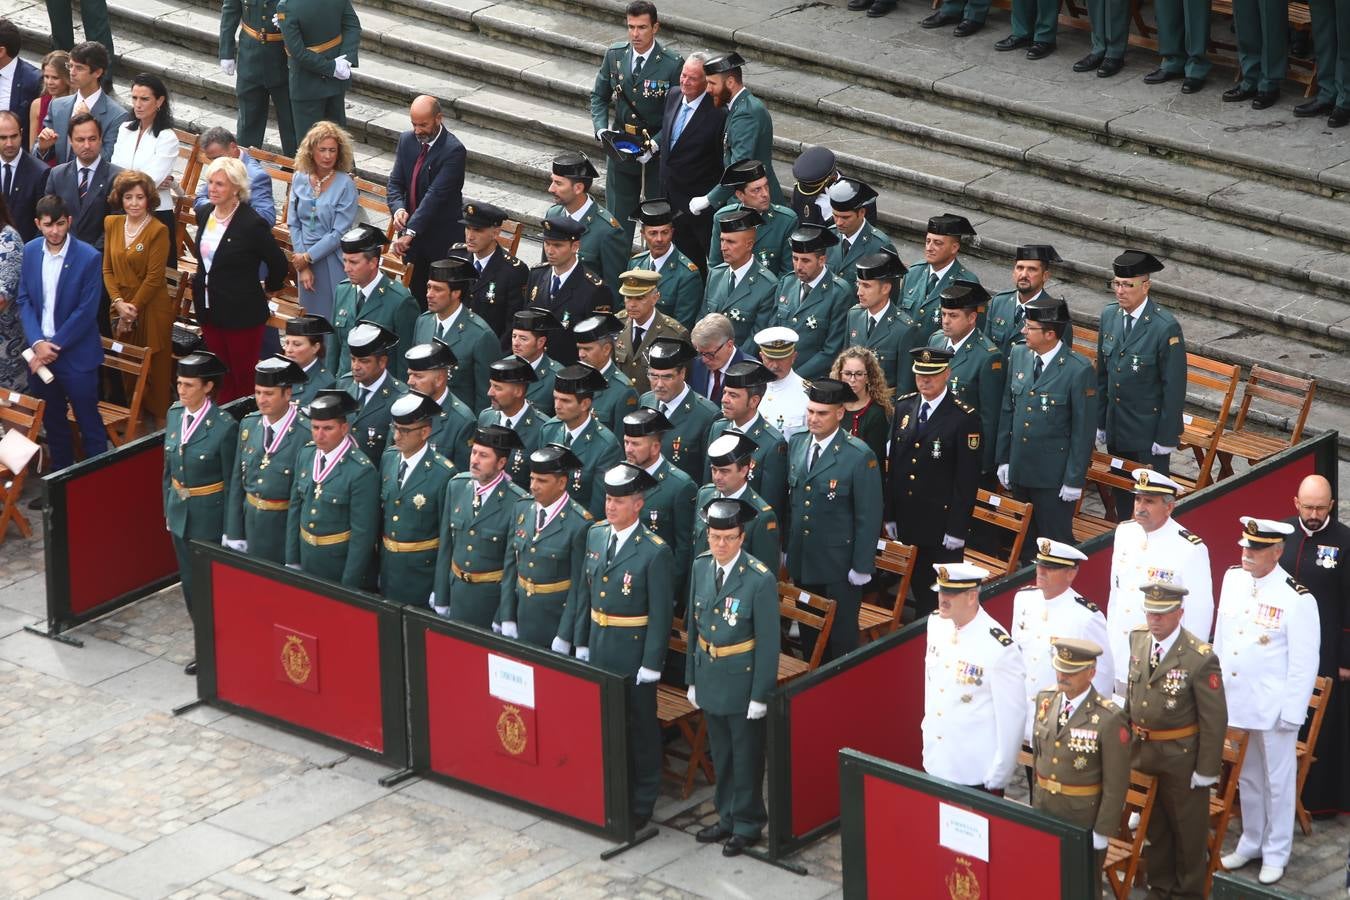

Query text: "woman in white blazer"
[111, 73, 180, 267]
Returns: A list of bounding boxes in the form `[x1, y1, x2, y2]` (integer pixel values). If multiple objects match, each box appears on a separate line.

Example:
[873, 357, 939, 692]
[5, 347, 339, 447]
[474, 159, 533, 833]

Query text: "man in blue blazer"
[657, 53, 726, 273]
[34, 42, 127, 164]
[47, 114, 120, 249]
[0, 21, 43, 146]
[689, 313, 750, 405]
[387, 96, 467, 306]
[0, 110, 47, 241]
[16, 194, 106, 471]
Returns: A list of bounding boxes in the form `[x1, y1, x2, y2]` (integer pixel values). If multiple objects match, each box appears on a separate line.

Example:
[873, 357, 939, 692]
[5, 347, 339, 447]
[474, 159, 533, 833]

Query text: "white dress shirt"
[40, 235, 70, 340]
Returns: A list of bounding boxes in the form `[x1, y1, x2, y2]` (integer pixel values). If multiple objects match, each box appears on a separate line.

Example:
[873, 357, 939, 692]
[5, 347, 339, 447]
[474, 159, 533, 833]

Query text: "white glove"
[847, 569, 871, 586]
[500, 621, 519, 639]
[1191, 772, 1218, 789]
[636, 150, 653, 164]
[941, 533, 965, 551]
[996, 464, 1011, 489]
[747, 700, 767, 720]
[687, 685, 698, 709]
[222, 537, 248, 552]
[491, 621, 502, 634]
[1092, 832, 1109, 851]
[1058, 485, 1083, 503]
[635, 666, 661, 685]
[689, 196, 711, 215]
[333, 54, 352, 80]
[1127, 811, 1140, 831]
[779, 551, 787, 569]
[576, 646, 590, 662]
[220, 59, 236, 76]
[285, 563, 301, 570]
[432, 604, 450, 617]
[1151, 443, 1176, 456]
[883, 521, 898, 540]
[271, 13, 280, 27]
[1095, 429, 1106, 448]
[551, 636, 572, 655]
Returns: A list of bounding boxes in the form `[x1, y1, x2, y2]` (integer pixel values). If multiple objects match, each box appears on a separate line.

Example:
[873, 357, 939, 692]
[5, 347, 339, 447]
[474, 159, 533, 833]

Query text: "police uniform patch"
[1168, 336, 1180, 345]
[967, 434, 980, 450]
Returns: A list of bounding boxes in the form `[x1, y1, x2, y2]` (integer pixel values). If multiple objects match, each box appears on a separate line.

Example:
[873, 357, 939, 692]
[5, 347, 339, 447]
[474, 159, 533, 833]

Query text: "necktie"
[1033, 356, 1044, 382]
[264, 424, 274, 448]
[711, 369, 722, 400]
[715, 566, 725, 594]
[551, 274, 562, 298]
[633, 324, 646, 347]
[1014, 304, 1025, 323]
[841, 238, 852, 259]
[632, 54, 645, 79]
[607, 532, 618, 564]
[918, 402, 930, 427]
[397, 459, 408, 484]
[438, 320, 449, 340]
[809, 443, 821, 471]
[78, 167, 90, 199]
[926, 271, 938, 296]
[500, 412, 509, 427]
[1058, 699, 1073, 728]
[2, 163, 10, 196]
[564, 430, 574, 447]
[356, 287, 366, 313]
[946, 341, 955, 352]
[537, 506, 547, 532]
[799, 281, 811, 306]
[361, 386, 373, 407]
[74, 97, 89, 116]
[185, 413, 195, 431]
[408, 142, 430, 211]
[671, 102, 692, 146]
[318, 453, 328, 470]
[866, 315, 875, 338]
[730, 272, 739, 292]
[1123, 311, 1134, 338]
[475, 258, 483, 275]
[1150, 641, 1163, 673]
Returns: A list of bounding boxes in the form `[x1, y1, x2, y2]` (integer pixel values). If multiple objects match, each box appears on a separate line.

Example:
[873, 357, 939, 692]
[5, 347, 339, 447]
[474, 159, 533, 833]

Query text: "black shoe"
[696, 824, 732, 843]
[634, 815, 650, 829]
[1223, 84, 1257, 102]
[27, 495, 45, 511]
[920, 11, 959, 27]
[184, 659, 198, 676]
[1294, 99, 1333, 118]
[1330, 107, 1350, 128]
[1252, 91, 1279, 110]
[1026, 42, 1055, 60]
[1181, 77, 1205, 94]
[722, 834, 759, 857]
[994, 34, 1031, 51]
[1072, 51, 1104, 72]
[1096, 57, 1124, 78]
[953, 18, 984, 36]
[1143, 68, 1180, 85]
[866, 1, 895, 17]
[846, 0, 872, 9]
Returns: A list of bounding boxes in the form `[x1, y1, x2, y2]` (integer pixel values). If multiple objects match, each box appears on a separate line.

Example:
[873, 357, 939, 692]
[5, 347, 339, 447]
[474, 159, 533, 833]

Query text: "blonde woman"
[831, 346, 893, 465]
[29, 51, 72, 165]
[288, 121, 357, 320]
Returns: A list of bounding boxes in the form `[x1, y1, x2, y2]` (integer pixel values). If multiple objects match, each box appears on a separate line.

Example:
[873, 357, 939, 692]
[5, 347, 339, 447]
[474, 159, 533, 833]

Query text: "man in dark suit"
[35, 41, 126, 164]
[523, 216, 610, 364]
[16, 194, 106, 471]
[0, 110, 46, 242]
[460, 200, 528, 348]
[386, 95, 467, 306]
[0, 20, 43, 146]
[47, 113, 120, 249]
[689, 312, 749, 405]
[657, 53, 726, 273]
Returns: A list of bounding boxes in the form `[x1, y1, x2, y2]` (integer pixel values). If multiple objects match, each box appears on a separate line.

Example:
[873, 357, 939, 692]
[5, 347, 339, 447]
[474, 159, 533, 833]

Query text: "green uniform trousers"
[239, 82, 298, 155]
[1011, 0, 1061, 43]
[1087, 0, 1130, 57]
[1308, 0, 1350, 106]
[242, 506, 288, 565]
[1156, 0, 1213, 78]
[940, 0, 992, 22]
[292, 94, 346, 146]
[1234, 0, 1290, 91]
[172, 536, 200, 624]
[627, 681, 662, 820]
[47, 0, 113, 58]
[707, 713, 768, 838]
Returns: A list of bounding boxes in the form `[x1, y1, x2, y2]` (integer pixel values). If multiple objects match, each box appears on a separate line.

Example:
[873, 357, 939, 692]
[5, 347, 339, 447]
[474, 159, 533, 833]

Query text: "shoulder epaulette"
[506, 256, 526, 269]
[748, 557, 770, 574]
[991, 626, 1013, 646]
[1073, 594, 1101, 614]
[1130, 624, 1149, 632]
[1178, 527, 1204, 545]
[351, 452, 372, 466]
[608, 39, 628, 50]
[896, 391, 918, 401]
[587, 271, 603, 285]
[1288, 576, 1310, 595]
[581, 509, 594, 520]
[1228, 564, 1241, 570]
[686, 261, 698, 272]
[695, 549, 713, 559]
[531, 262, 551, 271]
[648, 532, 667, 546]
[953, 398, 976, 414]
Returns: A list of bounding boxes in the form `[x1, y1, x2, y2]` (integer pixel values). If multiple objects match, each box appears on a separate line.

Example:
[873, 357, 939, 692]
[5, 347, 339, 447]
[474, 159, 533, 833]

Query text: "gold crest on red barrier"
[497, 704, 528, 756]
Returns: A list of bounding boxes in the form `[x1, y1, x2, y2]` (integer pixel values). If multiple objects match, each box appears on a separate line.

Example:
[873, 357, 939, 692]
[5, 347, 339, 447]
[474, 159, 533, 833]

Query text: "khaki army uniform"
[629, 246, 703, 331]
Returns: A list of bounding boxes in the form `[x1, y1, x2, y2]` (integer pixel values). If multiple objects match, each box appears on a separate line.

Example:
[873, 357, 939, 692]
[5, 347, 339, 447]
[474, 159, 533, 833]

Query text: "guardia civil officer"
[275, 0, 361, 137]
[224, 356, 309, 564]
[460, 201, 529, 345]
[510, 307, 564, 415]
[628, 199, 703, 330]
[544, 153, 628, 300]
[378, 392, 456, 606]
[705, 359, 788, 516]
[824, 178, 895, 286]
[985, 244, 1061, 356]
[402, 339, 475, 469]
[688, 52, 784, 210]
[706, 160, 798, 277]
[686, 498, 780, 856]
[845, 249, 919, 393]
[573, 312, 641, 434]
[327, 224, 419, 380]
[788, 145, 837, 225]
[621, 406, 697, 597]
[700, 207, 777, 352]
[539, 363, 622, 517]
[640, 336, 720, 482]
[337, 321, 408, 462]
[694, 431, 780, 567]
[220, 0, 297, 153]
[929, 279, 1006, 476]
[767, 223, 852, 380]
[899, 214, 981, 345]
[282, 313, 335, 408]
[413, 254, 498, 412]
[478, 355, 547, 489]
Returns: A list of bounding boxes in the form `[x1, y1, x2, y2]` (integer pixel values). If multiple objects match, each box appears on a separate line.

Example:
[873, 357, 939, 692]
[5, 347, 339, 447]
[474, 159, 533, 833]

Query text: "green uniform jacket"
[692, 484, 779, 568]
[164, 401, 239, 540]
[1031, 686, 1131, 837]
[826, 221, 895, 286]
[378, 446, 456, 605]
[640, 388, 720, 483]
[845, 302, 920, 394]
[996, 343, 1097, 490]
[413, 306, 499, 412]
[434, 471, 530, 626]
[544, 201, 629, 300]
[575, 521, 675, 675]
[769, 268, 853, 380]
[477, 405, 547, 489]
[327, 275, 420, 380]
[292, 361, 334, 409]
[593, 363, 640, 435]
[225, 406, 310, 562]
[427, 389, 476, 469]
[525, 355, 563, 417]
[785, 430, 883, 583]
[1123, 626, 1227, 780]
[501, 495, 594, 648]
[1096, 299, 1187, 450]
[338, 372, 408, 462]
[276, 0, 360, 101]
[286, 440, 379, 588]
[685, 550, 780, 714]
[637, 458, 697, 589]
[220, 0, 287, 89]
[705, 414, 789, 518]
[630, 247, 703, 331]
[538, 416, 622, 518]
[900, 258, 980, 344]
[589, 40, 680, 141]
[986, 290, 1073, 360]
[701, 259, 777, 351]
[928, 329, 1007, 472]
[708, 202, 798, 277]
[705, 89, 784, 207]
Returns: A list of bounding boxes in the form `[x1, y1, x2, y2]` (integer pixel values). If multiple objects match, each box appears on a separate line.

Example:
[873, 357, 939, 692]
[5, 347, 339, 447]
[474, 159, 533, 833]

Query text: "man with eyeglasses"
[640, 336, 720, 482]
[689, 312, 747, 406]
[1095, 250, 1187, 521]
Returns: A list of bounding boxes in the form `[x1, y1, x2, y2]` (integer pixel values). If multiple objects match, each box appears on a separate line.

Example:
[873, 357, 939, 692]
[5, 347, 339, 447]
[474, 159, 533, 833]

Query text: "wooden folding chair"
[173, 128, 203, 197]
[858, 539, 917, 643]
[82, 337, 151, 445]
[246, 147, 297, 226]
[1176, 353, 1240, 490]
[498, 219, 524, 257]
[777, 583, 836, 684]
[1073, 452, 1185, 542]
[1104, 770, 1159, 900]
[0, 390, 45, 543]
[965, 490, 1033, 578]
[1294, 676, 1333, 836]
[1213, 366, 1316, 481]
[1071, 325, 1099, 367]
[657, 631, 714, 798]
[1206, 726, 1251, 895]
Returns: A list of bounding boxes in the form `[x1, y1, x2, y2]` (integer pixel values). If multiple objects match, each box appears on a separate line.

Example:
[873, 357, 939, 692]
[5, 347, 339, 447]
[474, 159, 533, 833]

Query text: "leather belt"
[698, 636, 756, 659]
[1132, 723, 1199, 742]
[301, 528, 350, 546]
[452, 561, 503, 583]
[383, 536, 438, 553]
[518, 576, 571, 595]
[241, 23, 284, 43]
[246, 494, 289, 511]
[171, 478, 224, 498]
[1036, 775, 1101, 797]
[590, 610, 648, 627]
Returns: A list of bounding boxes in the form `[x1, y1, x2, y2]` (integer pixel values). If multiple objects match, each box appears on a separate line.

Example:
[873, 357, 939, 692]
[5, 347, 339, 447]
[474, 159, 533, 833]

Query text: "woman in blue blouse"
[288, 121, 358, 321]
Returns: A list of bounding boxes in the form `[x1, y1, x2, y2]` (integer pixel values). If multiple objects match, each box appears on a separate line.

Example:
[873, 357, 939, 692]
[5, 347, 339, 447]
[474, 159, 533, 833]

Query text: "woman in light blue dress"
[288, 121, 358, 322]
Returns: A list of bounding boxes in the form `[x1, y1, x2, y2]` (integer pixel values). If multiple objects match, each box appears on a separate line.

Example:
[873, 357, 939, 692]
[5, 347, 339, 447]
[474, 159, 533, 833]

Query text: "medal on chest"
[931, 438, 942, 459]
[1068, 727, 1099, 754]
[622, 571, 633, 596]
[827, 479, 838, 500]
[1131, 355, 1140, 372]
[1317, 545, 1340, 568]
[956, 660, 983, 686]
[723, 596, 740, 627]
[671, 436, 682, 461]
[1162, 667, 1188, 696]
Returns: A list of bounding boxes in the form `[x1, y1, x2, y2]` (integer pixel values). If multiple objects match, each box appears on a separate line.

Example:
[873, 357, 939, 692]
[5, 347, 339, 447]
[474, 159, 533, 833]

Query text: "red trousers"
[201, 323, 265, 402]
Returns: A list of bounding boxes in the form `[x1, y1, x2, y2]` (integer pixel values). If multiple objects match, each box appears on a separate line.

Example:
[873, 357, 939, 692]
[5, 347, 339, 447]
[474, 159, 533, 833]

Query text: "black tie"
[607, 532, 618, 564]
[1033, 356, 1044, 382]
[808, 443, 821, 471]
[318, 453, 327, 470]
[551, 274, 562, 298]
[715, 566, 724, 594]
[475, 258, 483, 275]
[866, 315, 875, 338]
[185, 413, 194, 431]
[633, 54, 645, 79]
[264, 424, 274, 447]
[918, 402, 930, 428]
[633, 324, 645, 347]
[361, 386, 373, 407]
[1124, 311, 1134, 338]
[538, 506, 547, 532]
[1150, 641, 1162, 673]
[2, 162, 10, 196]
[926, 271, 938, 296]
[564, 430, 574, 447]
[799, 281, 811, 306]
[78, 167, 90, 199]
[1059, 699, 1072, 728]
[1014, 304, 1025, 323]
[397, 459, 408, 484]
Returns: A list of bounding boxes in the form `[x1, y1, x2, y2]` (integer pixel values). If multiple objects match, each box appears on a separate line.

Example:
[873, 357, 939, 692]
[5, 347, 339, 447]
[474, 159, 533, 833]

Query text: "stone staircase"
[10, 0, 1349, 449]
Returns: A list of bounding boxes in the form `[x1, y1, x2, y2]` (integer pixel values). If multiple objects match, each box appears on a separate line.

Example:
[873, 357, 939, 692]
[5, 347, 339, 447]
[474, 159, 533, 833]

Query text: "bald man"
[387, 94, 468, 304]
[1280, 474, 1350, 818]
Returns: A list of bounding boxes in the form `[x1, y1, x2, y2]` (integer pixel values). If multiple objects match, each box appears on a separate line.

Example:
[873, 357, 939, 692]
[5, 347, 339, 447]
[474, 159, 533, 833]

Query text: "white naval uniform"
[1213, 564, 1320, 868]
[1011, 586, 1114, 741]
[922, 606, 1027, 789]
[760, 370, 808, 439]
[1107, 517, 1213, 686]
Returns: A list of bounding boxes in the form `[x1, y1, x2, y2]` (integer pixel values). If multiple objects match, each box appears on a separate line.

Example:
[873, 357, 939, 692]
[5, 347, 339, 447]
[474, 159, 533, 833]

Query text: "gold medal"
[260, 454, 271, 470]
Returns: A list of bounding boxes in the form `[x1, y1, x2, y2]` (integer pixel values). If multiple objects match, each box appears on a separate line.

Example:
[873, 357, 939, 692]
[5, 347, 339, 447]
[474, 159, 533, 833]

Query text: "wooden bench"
[1073, 452, 1190, 542]
[778, 583, 836, 683]
[1206, 726, 1250, 895]
[859, 539, 917, 643]
[1105, 769, 1159, 900]
[966, 489, 1033, 579]
[0, 391, 45, 543]
[657, 631, 713, 798]
[1295, 675, 1332, 836]
[1214, 365, 1315, 481]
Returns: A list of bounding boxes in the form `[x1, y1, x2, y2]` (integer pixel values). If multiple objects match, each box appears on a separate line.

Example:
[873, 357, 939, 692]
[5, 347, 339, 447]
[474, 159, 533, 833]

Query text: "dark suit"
[522, 263, 610, 364]
[8, 59, 43, 147]
[464, 245, 528, 349]
[2, 150, 48, 242]
[48, 159, 121, 248]
[15, 235, 106, 469]
[657, 92, 726, 272]
[386, 127, 467, 303]
[690, 347, 749, 405]
[192, 203, 288, 329]
[40, 91, 128, 164]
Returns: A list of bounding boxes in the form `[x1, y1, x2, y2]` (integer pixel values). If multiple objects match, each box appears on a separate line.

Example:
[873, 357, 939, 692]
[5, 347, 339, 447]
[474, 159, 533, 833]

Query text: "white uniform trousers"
[1234, 726, 1299, 867]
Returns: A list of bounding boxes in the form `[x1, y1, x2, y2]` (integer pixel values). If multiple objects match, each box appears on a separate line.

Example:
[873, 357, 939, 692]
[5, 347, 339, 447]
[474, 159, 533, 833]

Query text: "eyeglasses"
[392, 424, 429, 434]
[696, 340, 729, 360]
[1109, 279, 1142, 291]
[839, 370, 867, 380]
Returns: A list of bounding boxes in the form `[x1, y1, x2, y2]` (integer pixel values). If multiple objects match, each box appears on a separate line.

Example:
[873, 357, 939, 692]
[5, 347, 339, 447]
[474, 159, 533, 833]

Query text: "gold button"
[392, 515, 399, 522]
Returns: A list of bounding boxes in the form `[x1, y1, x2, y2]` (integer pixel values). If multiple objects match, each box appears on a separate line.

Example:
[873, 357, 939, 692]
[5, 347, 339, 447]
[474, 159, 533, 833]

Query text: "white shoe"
[1220, 852, 1254, 871]
[1257, 865, 1284, 885]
